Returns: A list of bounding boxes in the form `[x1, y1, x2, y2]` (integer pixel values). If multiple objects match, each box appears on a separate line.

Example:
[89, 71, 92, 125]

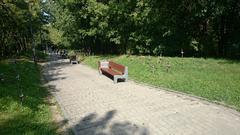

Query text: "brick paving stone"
[43, 54, 240, 135]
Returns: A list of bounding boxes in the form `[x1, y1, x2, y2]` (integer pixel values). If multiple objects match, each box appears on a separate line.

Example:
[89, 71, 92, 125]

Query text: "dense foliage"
[0, 0, 48, 59]
[1, 0, 240, 58]
[42, 0, 240, 58]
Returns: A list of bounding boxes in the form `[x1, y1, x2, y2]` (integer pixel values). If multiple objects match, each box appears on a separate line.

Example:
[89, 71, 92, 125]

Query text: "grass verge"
[83, 55, 240, 111]
[0, 59, 57, 135]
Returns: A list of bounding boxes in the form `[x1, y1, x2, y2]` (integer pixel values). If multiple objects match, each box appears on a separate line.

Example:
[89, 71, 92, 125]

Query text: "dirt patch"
[48, 95, 73, 135]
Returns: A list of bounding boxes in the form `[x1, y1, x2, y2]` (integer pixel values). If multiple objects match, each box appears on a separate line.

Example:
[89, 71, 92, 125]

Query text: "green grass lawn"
[0, 59, 57, 135]
[83, 55, 240, 110]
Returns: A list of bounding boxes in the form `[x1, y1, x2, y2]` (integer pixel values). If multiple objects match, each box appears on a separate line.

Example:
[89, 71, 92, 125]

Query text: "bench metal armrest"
[99, 61, 109, 68]
[124, 67, 128, 76]
[98, 60, 109, 73]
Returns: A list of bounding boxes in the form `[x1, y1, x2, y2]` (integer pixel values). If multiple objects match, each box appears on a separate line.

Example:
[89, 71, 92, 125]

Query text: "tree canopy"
[1, 0, 240, 58]
[0, 0, 45, 58]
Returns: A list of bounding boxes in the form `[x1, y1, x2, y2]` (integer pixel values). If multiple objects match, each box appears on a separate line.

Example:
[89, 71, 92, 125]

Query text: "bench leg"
[99, 71, 102, 75]
[114, 77, 118, 84]
[125, 77, 128, 82]
[71, 61, 78, 64]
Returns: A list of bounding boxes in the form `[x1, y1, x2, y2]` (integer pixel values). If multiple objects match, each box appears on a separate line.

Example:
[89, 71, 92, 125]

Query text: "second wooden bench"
[98, 61, 128, 83]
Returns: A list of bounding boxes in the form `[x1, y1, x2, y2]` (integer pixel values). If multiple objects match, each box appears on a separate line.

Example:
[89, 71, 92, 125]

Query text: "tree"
[41, 0, 240, 58]
[0, 0, 44, 59]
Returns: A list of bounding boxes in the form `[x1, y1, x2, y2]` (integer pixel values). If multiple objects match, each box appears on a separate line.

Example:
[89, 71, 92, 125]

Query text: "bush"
[77, 54, 85, 62]
[68, 50, 76, 57]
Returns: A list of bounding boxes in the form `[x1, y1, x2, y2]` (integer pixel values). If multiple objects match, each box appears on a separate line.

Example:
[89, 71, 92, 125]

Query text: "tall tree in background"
[40, 0, 240, 58]
[0, 0, 44, 58]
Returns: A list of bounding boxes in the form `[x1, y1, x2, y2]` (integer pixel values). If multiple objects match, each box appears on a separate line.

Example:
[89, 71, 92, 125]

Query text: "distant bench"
[98, 61, 128, 83]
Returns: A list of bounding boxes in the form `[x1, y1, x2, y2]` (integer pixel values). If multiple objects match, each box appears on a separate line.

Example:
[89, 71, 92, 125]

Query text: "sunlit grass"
[83, 55, 240, 110]
[0, 59, 57, 135]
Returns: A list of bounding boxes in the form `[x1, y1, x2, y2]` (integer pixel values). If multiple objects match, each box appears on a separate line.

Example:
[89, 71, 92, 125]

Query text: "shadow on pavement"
[71, 110, 149, 135]
[43, 54, 149, 135]
[42, 54, 71, 92]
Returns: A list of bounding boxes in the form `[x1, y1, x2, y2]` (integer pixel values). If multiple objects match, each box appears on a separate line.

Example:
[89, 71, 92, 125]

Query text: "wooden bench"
[69, 56, 78, 64]
[98, 61, 128, 83]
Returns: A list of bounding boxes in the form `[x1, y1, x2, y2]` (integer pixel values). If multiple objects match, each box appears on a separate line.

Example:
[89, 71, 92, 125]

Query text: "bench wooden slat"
[101, 68, 121, 76]
[98, 61, 128, 83]
[109, 61, 125, 74]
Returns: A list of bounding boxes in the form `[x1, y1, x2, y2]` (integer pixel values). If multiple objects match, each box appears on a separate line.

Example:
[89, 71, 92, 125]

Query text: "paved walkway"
[43, 55, 240, 135]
